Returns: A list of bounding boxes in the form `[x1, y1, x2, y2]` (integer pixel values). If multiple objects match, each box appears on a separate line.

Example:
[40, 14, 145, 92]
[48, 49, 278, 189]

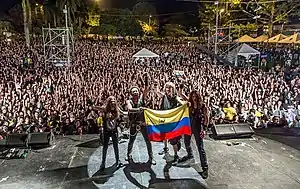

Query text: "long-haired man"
[178, 89, 209, 179]
[96, 96, 122, 170]
[125, 74, 156, 165]
[156, 81, 185, 163]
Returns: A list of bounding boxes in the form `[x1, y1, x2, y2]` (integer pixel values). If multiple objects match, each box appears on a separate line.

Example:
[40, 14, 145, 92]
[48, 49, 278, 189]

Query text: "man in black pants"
[99, 96, 122, 170]
[125, 77, 156, 165]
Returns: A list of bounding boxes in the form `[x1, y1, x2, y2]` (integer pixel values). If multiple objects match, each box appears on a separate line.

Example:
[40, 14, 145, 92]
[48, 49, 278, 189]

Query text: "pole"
[208, 24, 210, 50]
[215, 1, 219, 55]
[22, 0, 30, 48]
[64, 5, 70, 65]
[42, 28, 46, 68]
[149, 15, 152, 25]
[228, 23, 231, 53]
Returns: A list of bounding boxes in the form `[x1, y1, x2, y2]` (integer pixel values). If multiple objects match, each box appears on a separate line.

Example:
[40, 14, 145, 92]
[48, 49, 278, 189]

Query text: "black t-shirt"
[160, 95, 180, 110]
[103, 119, 117, 132]
[103, 112, 120, 132]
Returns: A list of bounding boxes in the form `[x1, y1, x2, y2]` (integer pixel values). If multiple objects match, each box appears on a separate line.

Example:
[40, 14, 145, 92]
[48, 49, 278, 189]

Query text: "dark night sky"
[0, 0, 200, 26]
[0, 0, 198, 13]
[0, 0, 21, 12]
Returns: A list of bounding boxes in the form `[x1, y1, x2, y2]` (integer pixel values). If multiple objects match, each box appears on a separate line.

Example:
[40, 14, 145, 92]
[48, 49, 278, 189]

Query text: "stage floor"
[0, 133, 300, 189]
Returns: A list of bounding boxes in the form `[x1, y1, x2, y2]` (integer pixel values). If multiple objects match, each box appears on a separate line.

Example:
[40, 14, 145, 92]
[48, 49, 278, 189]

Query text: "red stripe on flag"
[148, 125, 191, 142]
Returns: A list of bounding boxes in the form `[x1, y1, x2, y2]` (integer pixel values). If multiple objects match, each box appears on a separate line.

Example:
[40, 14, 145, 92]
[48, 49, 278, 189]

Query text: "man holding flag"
[152, 81, 189, 163]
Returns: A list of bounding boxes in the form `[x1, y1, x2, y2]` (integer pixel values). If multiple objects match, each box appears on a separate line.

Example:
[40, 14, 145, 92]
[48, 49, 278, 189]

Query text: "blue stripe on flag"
[146, 117, 190, 135]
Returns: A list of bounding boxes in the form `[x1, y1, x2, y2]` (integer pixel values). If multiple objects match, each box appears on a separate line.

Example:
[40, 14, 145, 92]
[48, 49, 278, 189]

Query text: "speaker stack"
[0, 132, 54, 148]
[27, 132, 54, 148]
[212, 123, 254, 139]
[5, 133, 28, 147]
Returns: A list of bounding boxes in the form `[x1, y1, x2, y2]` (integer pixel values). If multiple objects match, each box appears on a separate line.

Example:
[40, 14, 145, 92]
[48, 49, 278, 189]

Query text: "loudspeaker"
[234, 123, 254, 136]
[27, 132, 54, 147]
[0, 138, 6, 146]
[212, 123, 254, 139]
[6, 134, 28, 147]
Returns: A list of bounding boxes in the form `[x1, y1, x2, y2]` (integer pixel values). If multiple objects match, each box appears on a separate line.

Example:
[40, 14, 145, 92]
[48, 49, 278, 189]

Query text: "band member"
[96, 96, 122, 170]
[178, 89, 209, 179]
[156, 81, 185, 162]
[126, 75, 156, 165]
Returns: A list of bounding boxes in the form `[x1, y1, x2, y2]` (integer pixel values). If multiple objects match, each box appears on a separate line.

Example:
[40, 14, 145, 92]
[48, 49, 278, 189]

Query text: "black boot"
[178, 154, 194, 163]
[115, 160, 122, 168]
[158, 147, 169, 155]
[147, 158, 156, 165]
[177, 142, 181, 151]
[172, 154, 179, 163]
[100, 163, 105, 170]
[125, 155, 134, 164]
[201, 167, 208, 179]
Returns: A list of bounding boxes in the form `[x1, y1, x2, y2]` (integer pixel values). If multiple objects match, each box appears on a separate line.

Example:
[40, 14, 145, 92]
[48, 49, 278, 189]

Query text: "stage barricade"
[254, 127, 300, 137]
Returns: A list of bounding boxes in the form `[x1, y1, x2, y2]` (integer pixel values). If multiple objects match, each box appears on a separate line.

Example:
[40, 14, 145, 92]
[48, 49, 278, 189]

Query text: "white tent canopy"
[228, 44, 260, 66]
[132, 48, 159, 58]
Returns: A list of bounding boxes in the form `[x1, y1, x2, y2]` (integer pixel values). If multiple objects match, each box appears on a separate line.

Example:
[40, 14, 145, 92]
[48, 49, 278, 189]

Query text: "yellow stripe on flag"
[144, 103, 189, 126]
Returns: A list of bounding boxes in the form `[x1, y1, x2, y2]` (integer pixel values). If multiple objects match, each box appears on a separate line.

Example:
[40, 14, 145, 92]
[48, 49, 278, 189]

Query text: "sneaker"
[178, 154, 194, 163]
[201, 168, 208, 179]
[158, 147, 169, 155]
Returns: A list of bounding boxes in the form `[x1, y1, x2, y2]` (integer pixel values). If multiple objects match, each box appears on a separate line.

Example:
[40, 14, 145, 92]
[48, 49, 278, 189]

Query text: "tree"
[247, 0, 300, 36]
[95, 24, 117, 36]
[199, 0, 242, 28]
[161, 24, 190, 37]
[99, 9, 142, 36]
[0, 21, 14, 35]
[27, 0, 32, 34]
[133, 1, 158, 36]
[84, 0, 100, 35]
[133, 1, 157, 23]
[22, 0, 30, 47]
[43, 0, 60, 27]
[231, 22, 258, 38]
[139, 20, 158, 36]
[8, 4, 24, 32]
[75, 3, 88, 35]
[56, 0, 85, 25]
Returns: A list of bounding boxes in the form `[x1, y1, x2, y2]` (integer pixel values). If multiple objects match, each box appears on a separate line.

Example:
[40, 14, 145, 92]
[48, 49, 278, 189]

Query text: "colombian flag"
[144, 103, 191, 141]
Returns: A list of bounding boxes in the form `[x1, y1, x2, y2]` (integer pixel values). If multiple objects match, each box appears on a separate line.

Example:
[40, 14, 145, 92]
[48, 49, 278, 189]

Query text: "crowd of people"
[0, 38, 300, 139]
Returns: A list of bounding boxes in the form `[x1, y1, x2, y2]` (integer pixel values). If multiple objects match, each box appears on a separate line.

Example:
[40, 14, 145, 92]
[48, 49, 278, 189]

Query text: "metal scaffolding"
[42, 6, 74, 66]
[208, 25, 238, 55]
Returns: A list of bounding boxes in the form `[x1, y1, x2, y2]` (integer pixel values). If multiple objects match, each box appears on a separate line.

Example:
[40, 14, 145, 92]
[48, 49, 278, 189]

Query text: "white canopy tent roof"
[132, 48, 159, 58]
[228, 44, 260, 66]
